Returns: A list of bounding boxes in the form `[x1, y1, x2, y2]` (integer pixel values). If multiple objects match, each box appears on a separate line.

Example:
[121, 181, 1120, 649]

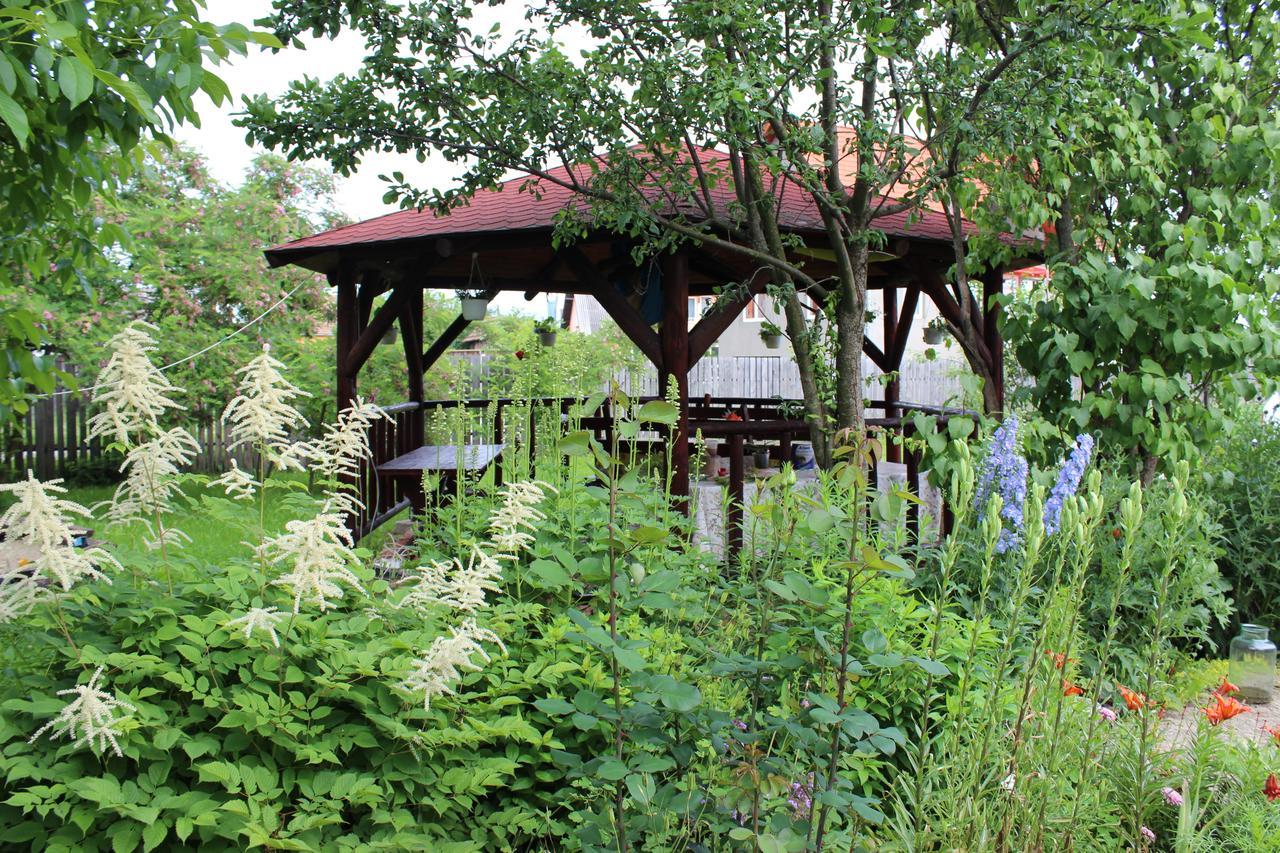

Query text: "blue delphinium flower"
[1043, 434, 1095, 535]
[975, 415, 1029, 553]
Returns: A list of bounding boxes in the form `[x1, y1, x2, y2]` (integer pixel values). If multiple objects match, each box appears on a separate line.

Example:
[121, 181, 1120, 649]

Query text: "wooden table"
[376, 444, 505, 512]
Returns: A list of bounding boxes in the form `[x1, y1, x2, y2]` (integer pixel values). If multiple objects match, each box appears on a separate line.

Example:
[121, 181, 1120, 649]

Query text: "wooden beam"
[422, 315, 470, 374]
[333, 266, 359, 414]
[348, 281, 414, 376]
[883, 284, 901, 463]
[562, 246, 663, 369]
[661, 251, 691, 506]
[863, 338, 890, 372]
[888, 284, 920, 369]
[688, 267, 770, 366]
[982, 268, 1005, 413]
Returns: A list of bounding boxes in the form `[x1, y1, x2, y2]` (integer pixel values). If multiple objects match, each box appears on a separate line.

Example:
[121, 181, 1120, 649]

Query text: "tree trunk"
[783, 289, 831, 468]
[833, 241, 868, 435]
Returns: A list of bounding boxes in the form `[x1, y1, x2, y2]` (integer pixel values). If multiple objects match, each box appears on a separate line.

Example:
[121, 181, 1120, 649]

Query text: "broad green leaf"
[0, 90, 28, 147]
[636, 400, 678, 425]
[57, 55, 94, 107]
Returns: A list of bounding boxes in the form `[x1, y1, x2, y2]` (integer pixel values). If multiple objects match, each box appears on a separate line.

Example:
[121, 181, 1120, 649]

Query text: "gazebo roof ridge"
[265, 143, 1010, 275]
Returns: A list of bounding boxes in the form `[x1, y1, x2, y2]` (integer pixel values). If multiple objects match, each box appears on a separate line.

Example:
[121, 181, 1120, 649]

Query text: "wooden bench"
[376, 444, 505, 512]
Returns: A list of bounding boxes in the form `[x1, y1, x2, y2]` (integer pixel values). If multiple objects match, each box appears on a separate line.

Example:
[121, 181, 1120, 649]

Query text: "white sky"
[182, 0, 548, 314]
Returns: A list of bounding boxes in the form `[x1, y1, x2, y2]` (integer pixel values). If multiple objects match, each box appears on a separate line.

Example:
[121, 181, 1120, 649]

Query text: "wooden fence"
[3, 353, 969, 483]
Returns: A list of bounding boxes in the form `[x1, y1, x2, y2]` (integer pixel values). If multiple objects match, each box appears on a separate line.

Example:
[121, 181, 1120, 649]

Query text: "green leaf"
[597, 759, 628, 780]
[532, 697, 575, 715]
[57, 55, 94, 107]
[636, 400, 678, 425]
[652, 676, 702, 712]
[0, 90, 29, 147]
[529, 559, 571, 588]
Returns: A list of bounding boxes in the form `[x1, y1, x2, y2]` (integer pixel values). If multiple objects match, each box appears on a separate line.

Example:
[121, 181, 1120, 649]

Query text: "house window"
[688, 296, 713, 327]
[743, 296, 765, 322]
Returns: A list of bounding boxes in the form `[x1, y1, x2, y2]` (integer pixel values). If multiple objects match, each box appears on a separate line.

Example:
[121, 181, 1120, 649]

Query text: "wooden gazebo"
[265, 151, 1012, 541]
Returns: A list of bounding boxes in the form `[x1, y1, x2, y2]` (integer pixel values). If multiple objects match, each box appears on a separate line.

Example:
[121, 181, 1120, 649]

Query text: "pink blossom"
[1162, 786, 1183, 807]
[1140, 826, 1156, 843]
[1096, 704, 1117, 722]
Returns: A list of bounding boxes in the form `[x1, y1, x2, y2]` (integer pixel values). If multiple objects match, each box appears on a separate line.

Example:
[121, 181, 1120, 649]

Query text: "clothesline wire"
[32, 279, 310, 400]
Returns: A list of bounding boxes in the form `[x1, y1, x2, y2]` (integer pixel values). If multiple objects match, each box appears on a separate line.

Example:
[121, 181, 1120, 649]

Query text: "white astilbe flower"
[87, 322, 183, 445]
[226, 606, 284, 647]
[399, 618, 504, 710]
[264, 508, 366, 612]
[302, 398, 389, 484]
[29, 666, 136, 757]
[0, 472, 121, 590]
[211, 459, 258, 501]
[0, 572, 46, 623]
[398, 544, 507, 615]
[106, 427, 199, 532]
[221, 345, 310, 468]
[488, 481, 554, 553]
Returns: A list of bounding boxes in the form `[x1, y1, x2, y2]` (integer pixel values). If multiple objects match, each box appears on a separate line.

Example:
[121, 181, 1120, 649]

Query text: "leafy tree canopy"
[0, 0, 279, 422]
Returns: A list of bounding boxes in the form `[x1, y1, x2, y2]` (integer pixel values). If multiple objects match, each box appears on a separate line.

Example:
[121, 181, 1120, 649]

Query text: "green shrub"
[1204, 407, 1280, 650]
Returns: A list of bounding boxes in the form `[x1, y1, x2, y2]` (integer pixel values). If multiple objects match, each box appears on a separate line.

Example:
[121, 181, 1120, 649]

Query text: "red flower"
[1118, 685, 1147, 711]
[1046, 650, 1074, 670]
[1264, 725, 1280, 745]
[1062, 679, 1084, 697]
[1265, 774, 1280, 803]
[1213, 677, 1240, 697]
[1203, 693, 1249, 726]
[1112, 528, 1123, 539]
[515, 350, 526, 360]
[724, 411, 742, 421]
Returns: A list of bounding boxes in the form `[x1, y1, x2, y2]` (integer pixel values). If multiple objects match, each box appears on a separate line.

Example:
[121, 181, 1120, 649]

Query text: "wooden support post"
[982, 269, 1005, 415]
[661, 251, 690, 510]
[883, 284, 901, 463]
[400, 284, 426, 512]
[333, 268, 359, 415]
[727, 432, 744, 561]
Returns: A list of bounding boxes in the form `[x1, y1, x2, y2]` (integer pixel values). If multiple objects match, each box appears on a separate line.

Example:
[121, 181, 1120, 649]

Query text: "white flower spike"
[226, 607, 285, 647]
[29, 666, 136, 757]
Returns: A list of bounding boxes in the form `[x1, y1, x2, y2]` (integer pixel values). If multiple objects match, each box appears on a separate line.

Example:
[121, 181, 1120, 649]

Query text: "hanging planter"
[534, 318, 558, 347]
[752, 447, 771, 469]
[458, 252, 490, 320]
[459, 295, 489, 321]
[924, 319, 949, 345]
[760, 321, 784, 350]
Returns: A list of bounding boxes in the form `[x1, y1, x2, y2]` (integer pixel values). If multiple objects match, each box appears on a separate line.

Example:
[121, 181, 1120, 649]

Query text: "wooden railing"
[355, 395, 978, 548]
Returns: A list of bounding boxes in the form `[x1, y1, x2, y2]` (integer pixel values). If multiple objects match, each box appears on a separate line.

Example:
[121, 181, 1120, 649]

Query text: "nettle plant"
[0, 323, 553, 849]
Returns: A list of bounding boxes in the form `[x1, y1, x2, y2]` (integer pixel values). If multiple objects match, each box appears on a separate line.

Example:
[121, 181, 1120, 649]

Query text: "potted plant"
[749, 445, 771, 469]
[924, 317, 949, 345]
[760, 321, 784, 349]
[534, 317, 558, 347]
[457, 289, 490, 321]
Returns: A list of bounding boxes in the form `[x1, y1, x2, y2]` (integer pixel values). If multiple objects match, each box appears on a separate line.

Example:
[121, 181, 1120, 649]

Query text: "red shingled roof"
[265, 148, 979, 269]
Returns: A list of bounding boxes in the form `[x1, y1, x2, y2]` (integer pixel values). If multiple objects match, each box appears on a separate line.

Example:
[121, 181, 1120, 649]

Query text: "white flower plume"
[87, 322, 183, 446]
[226, 606, 285, 647]
[105, 427, 199, 536]
[299, 398, 389, 488]
[488, 480, 554, 553]
[0, 472, 121, 591]
[399, 618, 505, 710]
[210, 459, 258, 501]
[222, 345, 310, 469]
[264, 508, 366, 613]
[0, 572, 46, 624]
[29, 666, 136, 757]
[398, 544, 507, 616]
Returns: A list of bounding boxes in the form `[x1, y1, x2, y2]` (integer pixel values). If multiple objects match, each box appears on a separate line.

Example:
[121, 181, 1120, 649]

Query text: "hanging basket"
[763, 334, 783, 350]
[460, 296, 489, 321]
[538, 330, 557, 347]
[923, 326, 947, 345]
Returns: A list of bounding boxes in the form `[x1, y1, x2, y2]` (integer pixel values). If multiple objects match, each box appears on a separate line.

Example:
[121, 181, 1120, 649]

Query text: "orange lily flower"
[1213, 677, 1240, 697]
[1117, 684, 1147, 711]
[1203, 693, 1250, 726]
[1264, 725, 1280, 745]
[1265, 774, 1280, 803]
[1062, 679, 1084, 697]
[1046, 650, 1074, 670]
